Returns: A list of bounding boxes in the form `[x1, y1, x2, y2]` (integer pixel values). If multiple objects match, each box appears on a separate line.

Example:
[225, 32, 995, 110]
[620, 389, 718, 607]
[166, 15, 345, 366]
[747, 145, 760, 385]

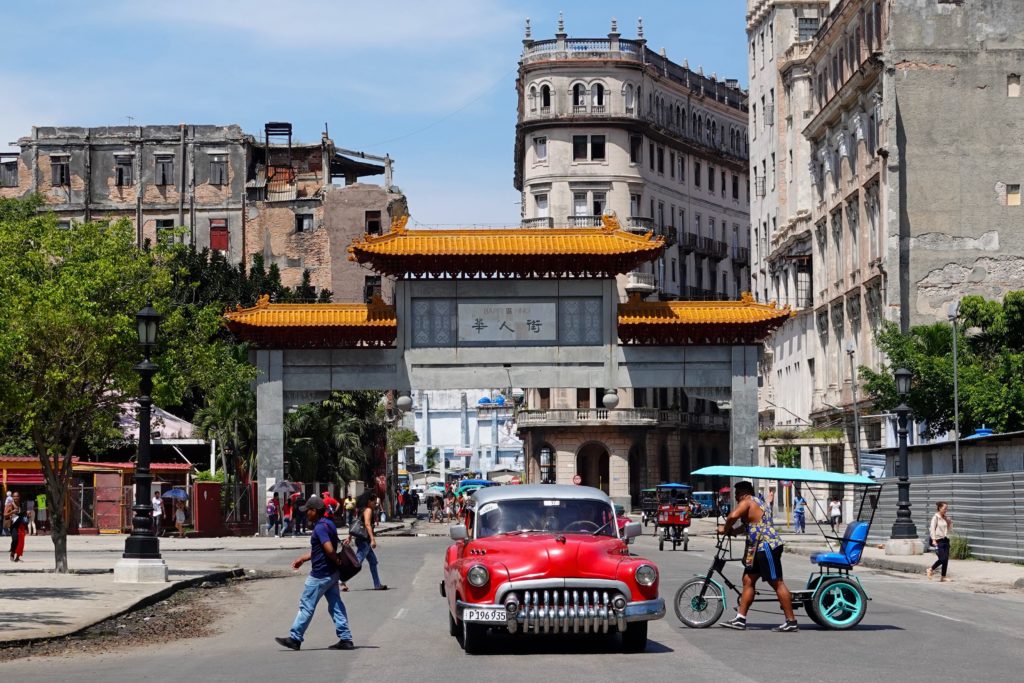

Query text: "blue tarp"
[691, 465, 878, 486]
[656, 483, 692, 489]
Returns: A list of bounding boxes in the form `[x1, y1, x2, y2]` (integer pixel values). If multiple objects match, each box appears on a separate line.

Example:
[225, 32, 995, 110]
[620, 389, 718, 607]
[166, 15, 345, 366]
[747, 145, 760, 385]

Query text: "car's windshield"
[475, 498, 618, 539]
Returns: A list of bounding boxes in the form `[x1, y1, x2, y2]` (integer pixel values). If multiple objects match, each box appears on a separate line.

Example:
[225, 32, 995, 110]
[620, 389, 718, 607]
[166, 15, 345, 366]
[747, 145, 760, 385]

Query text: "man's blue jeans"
[794, 511, 805, 533]
[354, 538, 383, 588]
[289, 573, 352, 643]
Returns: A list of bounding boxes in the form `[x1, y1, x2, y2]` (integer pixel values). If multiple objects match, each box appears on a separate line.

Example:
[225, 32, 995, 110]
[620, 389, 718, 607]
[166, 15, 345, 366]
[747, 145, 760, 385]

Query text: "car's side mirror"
[623, 522, 642, 540]
[449, 524, 468, 541]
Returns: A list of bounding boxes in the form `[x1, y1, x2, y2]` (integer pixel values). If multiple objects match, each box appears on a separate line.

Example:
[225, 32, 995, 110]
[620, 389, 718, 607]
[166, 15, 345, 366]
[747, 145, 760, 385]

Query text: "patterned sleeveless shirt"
[747, 496, 783, 551]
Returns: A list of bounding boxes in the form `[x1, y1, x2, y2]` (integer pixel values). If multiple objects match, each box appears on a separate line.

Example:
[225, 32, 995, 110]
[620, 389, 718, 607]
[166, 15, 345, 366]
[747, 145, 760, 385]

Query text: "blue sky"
[0, 1, 749, 226]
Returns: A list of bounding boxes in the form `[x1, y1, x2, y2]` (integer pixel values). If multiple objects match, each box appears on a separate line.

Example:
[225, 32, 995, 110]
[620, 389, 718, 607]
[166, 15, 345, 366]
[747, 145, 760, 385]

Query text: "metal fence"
[867, 473, 1024, 563]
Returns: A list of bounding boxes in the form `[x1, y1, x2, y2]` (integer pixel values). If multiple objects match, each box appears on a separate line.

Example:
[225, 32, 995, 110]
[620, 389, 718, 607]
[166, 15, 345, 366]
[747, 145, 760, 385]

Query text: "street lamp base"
[113, 557, 169, 584]
[885, 538, 925, 556]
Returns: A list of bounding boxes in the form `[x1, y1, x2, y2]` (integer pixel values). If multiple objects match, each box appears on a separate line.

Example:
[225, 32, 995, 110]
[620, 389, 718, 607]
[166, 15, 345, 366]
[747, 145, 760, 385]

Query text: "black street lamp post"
[123, 304, 162, 560]
[890, 367, 919, 540]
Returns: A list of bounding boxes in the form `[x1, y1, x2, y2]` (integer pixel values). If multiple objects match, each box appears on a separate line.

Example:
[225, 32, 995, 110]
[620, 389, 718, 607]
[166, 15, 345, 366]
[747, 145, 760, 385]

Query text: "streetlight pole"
[948, 301, 961, 474]
[888, 368, 920, 553]
[115, 304, 168, 583]
[845, 340, 861, 476]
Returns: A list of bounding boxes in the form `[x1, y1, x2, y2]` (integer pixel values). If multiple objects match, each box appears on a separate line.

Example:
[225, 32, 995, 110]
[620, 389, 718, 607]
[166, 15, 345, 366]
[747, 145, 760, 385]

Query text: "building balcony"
[625, 216, 655, 233]
[521, 216, 554, 228]
[625, 271, 656, 295]
[522, 38, 645, 65]
[566, 215, 603, 228]
[695, 237, 728, 260]
[731, 246, 750, 265]
[680, 232, 699, 253]
[517, 408, 729, 430]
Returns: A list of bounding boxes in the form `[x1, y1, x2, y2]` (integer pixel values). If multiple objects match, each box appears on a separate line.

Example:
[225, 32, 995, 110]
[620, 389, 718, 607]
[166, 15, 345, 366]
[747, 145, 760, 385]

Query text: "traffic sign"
[572, 474, 582, 485]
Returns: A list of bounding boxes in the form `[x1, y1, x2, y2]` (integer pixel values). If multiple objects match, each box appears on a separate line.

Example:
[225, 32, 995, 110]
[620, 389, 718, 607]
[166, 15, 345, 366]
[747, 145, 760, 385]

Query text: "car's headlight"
[635, 564, 657, 586]
[467, 564, 490, 587]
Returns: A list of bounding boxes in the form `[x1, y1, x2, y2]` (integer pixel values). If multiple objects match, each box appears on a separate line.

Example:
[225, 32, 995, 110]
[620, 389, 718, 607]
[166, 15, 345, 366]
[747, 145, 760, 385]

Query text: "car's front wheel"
[461, 618, 487, 655]
[621, 622, 648, 652]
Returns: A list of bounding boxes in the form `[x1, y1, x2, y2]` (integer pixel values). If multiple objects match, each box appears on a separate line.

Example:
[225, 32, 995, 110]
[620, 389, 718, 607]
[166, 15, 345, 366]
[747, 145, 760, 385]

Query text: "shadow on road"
[462, 630, 674, 655]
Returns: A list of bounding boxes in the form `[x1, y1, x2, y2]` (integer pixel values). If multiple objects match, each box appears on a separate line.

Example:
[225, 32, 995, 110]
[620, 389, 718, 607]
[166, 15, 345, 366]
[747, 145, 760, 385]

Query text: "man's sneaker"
[275, 636, 301, 650]
[772, 621, 799, 632]
[328, 639, 355, 650]
[720, 616, 747, 630]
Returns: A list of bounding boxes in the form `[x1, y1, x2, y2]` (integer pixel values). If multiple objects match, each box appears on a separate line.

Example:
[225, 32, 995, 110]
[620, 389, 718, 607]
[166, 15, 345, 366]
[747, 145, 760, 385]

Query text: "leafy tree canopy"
[861, 292, 1024, 438]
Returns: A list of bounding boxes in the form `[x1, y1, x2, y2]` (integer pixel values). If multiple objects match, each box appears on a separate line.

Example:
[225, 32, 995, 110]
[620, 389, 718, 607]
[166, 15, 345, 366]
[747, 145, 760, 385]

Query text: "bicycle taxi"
[639, 488, 658, 527]
[654, 483, 692, 551]
[674, 465, 882, 630]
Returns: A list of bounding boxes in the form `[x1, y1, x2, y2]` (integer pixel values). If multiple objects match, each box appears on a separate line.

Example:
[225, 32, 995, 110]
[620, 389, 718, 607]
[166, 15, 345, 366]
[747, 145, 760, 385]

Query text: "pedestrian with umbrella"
[161, 489, 189, 537]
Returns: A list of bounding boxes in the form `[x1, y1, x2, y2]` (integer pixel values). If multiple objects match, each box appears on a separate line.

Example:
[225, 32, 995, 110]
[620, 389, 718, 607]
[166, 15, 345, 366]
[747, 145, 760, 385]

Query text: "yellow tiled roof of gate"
[224, 294, 396, 328]
[618, 293, 792, 324]
[347, 226, 664, 258]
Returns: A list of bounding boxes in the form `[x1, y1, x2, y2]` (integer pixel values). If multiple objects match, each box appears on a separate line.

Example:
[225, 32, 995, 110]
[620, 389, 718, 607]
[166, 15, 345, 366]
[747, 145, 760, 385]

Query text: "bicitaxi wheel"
[674, 577, 726, 628]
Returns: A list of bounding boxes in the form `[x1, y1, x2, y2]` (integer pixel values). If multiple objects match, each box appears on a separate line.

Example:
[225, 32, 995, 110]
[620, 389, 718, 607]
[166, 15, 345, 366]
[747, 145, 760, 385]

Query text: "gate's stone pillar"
[730, 346, 758, 470]
[609, 450, 630, 509]
[256, 349, 284, 534]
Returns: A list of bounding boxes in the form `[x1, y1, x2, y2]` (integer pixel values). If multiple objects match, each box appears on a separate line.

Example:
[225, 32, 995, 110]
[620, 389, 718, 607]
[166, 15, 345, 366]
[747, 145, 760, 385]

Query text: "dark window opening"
[694, 161, 701, 187]
[708, 166, 715, 192]
[0, 161, 17, 187]
[656, 146, 665, 174]
[210, 155, 228, 185]
[363, 275, 382, 303]
[156, 219, 175, 245]
[630, 135, 642, 164]
[114, 156, 133, 187]
[295, 214, 314, 233]
[540, 85, 551, 108]
[572, 135, 588, 161]
[732, 174, 740, 200]
[155, 155, 174, 186]
[590, 135, 606, 161]
[365, 210, 382, 234]
[51, 156, 70, 186]
[538, 388, 550, 410]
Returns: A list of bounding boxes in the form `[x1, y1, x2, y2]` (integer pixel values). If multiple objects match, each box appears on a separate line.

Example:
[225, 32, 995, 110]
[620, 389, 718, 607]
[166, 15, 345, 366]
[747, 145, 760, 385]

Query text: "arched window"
[648, 92, 653, 114]
[540, 84, 551, 109]
[624, 84, 635, 113]
[592, 83, 605, 107]
[573, 83, 586, 108]
[696, 116, 703, 139]
[529, 86, 537, 112]
[675, 105, 681, 129]
[711, 120, 718, 145]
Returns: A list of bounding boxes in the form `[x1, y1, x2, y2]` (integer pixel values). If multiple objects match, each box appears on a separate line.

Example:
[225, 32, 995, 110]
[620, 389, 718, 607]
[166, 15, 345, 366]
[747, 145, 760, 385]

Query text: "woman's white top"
[930, 513, 949, 541]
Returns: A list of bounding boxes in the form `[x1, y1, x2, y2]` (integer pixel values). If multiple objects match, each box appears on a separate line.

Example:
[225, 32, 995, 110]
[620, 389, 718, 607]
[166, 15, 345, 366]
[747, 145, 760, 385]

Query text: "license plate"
[464, 608, 505, 623]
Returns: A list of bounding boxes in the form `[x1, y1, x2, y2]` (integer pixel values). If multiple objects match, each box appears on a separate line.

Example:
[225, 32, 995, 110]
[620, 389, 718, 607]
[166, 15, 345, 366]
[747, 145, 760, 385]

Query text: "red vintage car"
[441, 484, 665, 654]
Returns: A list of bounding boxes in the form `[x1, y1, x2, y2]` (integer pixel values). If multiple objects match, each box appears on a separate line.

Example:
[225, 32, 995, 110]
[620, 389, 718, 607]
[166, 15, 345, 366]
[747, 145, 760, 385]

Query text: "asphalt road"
[2, 530, 1023, 682]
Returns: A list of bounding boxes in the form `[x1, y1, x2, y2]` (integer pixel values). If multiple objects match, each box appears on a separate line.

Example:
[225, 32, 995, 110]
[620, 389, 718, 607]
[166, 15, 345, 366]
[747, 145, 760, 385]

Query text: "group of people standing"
[276, 489, 388, 651]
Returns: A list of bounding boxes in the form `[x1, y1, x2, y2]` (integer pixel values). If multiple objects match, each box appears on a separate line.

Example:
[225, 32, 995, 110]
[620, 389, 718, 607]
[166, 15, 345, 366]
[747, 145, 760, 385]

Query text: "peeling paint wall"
[888, 0, 1024, 325]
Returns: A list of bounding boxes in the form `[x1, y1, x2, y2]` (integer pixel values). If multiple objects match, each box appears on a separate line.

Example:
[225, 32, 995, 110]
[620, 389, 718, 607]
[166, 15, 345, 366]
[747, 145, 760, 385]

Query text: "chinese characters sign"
[457, 302, 557, 343]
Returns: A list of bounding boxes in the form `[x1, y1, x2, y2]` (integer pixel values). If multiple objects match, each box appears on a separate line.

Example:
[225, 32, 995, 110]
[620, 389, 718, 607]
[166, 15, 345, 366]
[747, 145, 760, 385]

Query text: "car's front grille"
[505, 588, 626, 634]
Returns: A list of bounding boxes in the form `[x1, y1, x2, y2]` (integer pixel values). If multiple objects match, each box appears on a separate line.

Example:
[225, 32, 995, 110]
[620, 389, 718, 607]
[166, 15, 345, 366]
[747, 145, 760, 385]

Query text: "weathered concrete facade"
[751, 1, 1024, 483]
[2, 123, 406, 301]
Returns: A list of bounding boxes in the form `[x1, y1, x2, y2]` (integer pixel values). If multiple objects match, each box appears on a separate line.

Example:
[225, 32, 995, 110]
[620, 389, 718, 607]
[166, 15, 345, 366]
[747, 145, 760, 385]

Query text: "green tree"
[0, 198, 168, 572]
[862, 293, 1024, 437]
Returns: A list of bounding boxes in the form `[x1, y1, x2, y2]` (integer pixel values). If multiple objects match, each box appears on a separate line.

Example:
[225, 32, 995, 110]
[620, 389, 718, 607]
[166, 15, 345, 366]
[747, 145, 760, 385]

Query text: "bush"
[195, 469, 224, 483]
[950, 534, 972, 560]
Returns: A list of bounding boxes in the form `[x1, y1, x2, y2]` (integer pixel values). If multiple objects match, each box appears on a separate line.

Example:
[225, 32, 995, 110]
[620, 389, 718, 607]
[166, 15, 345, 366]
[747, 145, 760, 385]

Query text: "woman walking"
[349, 491, 388, 591]
[7, 491, 25, 562]
[928, 501, 953, 582]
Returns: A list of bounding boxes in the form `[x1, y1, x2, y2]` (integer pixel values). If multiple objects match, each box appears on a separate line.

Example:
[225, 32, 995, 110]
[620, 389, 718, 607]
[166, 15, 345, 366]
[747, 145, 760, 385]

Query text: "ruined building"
[748, 0, 1024, 478]
[0, 122, 407, 303]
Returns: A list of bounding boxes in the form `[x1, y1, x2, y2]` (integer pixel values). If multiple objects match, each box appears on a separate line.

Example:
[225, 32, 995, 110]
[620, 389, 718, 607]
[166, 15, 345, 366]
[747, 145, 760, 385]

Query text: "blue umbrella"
[161, 488, 188, 501]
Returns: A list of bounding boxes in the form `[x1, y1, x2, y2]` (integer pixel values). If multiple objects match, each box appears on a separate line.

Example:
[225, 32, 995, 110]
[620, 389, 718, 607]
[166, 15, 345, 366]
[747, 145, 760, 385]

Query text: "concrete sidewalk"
[0, 521, 412, 645]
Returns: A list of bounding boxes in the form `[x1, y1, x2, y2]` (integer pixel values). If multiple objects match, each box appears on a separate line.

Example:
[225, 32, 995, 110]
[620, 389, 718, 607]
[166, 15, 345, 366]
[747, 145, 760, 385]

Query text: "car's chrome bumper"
[456, 597, 665, 634]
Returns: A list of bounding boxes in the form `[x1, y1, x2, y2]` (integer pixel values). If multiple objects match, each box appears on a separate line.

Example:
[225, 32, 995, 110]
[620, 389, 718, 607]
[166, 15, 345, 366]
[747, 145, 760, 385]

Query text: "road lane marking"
[395, 608, 407, 619]
[919, 609, 964, 623]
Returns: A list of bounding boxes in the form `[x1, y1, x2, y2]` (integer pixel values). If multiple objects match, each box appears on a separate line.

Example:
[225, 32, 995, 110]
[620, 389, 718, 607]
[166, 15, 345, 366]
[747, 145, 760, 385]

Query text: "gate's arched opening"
[577, 442, 610, 493]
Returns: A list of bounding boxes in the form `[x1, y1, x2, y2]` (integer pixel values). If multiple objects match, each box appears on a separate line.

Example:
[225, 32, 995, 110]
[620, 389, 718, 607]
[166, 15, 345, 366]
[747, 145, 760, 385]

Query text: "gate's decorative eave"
[224, 293, 397, 348]
[224, 292, 789, 349]
[346, 215, 665, 278]
[617, 292, 791, 345]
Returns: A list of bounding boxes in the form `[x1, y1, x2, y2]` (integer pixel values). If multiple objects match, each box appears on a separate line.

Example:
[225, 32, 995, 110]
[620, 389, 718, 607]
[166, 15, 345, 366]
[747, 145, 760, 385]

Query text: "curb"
[0, 567, 246, 649]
